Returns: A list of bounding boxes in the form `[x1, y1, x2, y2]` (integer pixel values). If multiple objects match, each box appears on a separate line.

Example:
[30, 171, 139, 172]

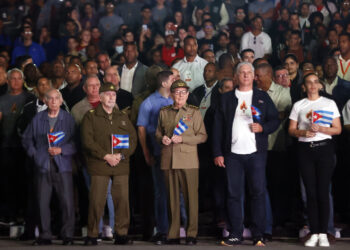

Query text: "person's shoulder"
[187, 104, 199, 110]
[160, 104, 172, 111]
[320, 96, 337, 106]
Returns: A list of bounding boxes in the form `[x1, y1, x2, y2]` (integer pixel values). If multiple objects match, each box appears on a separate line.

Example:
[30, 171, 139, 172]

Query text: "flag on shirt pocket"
[173, 119, 188, 135]
[112, 134, 129, 149]
[312, 110, 333, 125]
[251, 105, 261, 121]
[48, 132, 65, 146]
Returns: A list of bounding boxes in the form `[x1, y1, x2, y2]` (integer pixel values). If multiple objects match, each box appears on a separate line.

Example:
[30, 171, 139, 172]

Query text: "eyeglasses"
[276, 74, 289, 78]
[173, 90, 188, 96]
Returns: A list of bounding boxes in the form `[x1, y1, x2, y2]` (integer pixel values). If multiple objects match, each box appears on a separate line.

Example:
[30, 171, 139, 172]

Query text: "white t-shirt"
[342, 99, 350, 125]
[231, 89, 257, 154]
[289, 97, 340, 142]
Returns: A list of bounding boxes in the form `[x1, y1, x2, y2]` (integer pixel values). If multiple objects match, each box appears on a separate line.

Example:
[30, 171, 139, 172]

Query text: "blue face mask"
[115, 46, 123, 54]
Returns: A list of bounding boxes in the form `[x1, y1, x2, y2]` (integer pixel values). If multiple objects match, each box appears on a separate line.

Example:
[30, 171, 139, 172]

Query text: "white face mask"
[115, 46, 123, 54]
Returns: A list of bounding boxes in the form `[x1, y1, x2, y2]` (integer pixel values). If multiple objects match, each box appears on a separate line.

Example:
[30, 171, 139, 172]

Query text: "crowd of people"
[1, 0, 350, 247]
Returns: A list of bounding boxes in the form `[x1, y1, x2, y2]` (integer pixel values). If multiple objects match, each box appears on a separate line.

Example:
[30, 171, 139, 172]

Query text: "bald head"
[255, 63, 273, 91]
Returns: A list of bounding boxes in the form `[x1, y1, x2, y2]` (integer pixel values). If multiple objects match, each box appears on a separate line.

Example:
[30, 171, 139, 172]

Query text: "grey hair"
[84, 74, 100, 87]
[7, 68, 24, 80]
[235, 62, 255, 74]
[44, 88, 63, 101]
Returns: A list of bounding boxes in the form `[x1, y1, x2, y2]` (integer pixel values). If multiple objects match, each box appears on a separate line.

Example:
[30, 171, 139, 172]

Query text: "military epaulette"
[161, 105, 172, 110]
[188, 104, 199, 109]
[89, 109, 95, 113]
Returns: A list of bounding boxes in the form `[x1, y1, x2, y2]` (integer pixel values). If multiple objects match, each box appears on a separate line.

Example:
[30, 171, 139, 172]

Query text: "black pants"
[297, 140, 335, 234]
[37, 167, 75, 240]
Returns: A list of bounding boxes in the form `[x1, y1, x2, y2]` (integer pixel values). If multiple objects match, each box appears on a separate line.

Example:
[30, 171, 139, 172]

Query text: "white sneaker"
[243, 228, 252, 239]
[102, 225, 113, 240]
[299, 226, 311, 239]
[305, 234, 319, 247]
[318, 233, 330, 247]
[180, 227, 186, 238]
[222, 228, 229, 238]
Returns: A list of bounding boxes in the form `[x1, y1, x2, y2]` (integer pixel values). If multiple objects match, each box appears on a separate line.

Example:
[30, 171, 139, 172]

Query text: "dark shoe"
[327, 233, 336, 244]
[62, 238, 74, 245]
[263, 233, 272, 242]
[153, 233, 167, 245]
[114, 235, 133, 245]
[185, 237, 197, 245]
[84, 237, 98, 246]
[165, 238, 180, 245]
[32, 238, 52, 246]
[253, 237, 266, 247]
[221, 237, 242, 246]
[19, 232, 35, 241]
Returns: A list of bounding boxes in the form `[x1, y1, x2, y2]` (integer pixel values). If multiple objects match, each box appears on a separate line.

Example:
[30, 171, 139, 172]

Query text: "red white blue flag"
[112, 134, 129, 149]
[173, 119, 188, 135]
[251, 105, 261, 121]
[312, 110, 333, 125]
[48, 132, 65, 146]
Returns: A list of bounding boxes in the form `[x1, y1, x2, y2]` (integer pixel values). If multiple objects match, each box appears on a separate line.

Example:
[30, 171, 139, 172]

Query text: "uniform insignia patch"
[182, 114, 192, 121]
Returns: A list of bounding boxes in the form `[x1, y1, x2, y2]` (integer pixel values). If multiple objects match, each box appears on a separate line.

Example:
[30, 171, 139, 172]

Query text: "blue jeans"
[82, 168, 114, 233]
[225, 152, 267, 239]
[151, 158, 168, 234]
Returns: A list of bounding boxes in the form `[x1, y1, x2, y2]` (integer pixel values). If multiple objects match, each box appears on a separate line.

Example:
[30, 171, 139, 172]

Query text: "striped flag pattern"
[112, 134, 129, 149]
[48, 132, 65, 146]
[173, 119, 188, 135]
[312, 110, 333, 125]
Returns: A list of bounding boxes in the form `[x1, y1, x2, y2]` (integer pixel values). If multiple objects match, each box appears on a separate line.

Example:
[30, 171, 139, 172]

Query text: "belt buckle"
[310, 142, 314, 148]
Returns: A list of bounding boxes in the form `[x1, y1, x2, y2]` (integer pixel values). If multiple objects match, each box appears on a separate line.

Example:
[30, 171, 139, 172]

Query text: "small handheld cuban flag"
[173, 119, 188, 136]
[251, 105, 261, 121]
[312, 110, 333, 125]
[47, 132, 65, 147]
[112, 134, 129, 149]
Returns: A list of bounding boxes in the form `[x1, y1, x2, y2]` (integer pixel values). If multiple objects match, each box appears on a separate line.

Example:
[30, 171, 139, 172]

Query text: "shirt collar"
[123, 61, 138, 70]
[268, 81, 278, 93]
[204, 81, 218, 91]
[184, 55, 199, 63]
[339, 55, 350, 63]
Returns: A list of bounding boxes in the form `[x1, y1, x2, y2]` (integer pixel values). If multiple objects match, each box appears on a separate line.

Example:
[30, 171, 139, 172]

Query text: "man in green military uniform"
[81, 82, 137, 245]
[156, 80, 207, 245]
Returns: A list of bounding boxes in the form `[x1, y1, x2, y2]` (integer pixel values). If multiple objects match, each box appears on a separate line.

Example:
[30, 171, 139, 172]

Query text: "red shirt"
[161, 45, 184, 67]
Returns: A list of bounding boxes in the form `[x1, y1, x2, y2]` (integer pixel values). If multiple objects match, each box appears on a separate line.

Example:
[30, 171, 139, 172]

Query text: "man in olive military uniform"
[81, 82, 137, 245]
[156, 80, 207, 245]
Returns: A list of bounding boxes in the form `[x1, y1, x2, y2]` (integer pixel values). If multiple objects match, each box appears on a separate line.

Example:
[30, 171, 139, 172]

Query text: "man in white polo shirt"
[173, 36, 208, 91]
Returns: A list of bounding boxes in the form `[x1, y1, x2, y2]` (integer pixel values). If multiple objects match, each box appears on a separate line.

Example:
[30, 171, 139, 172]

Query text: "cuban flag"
[173, 119, 188, 135]
[251, 105, 261, 121]
[312, 110, 333, 125]
[48, 132, 65, 146]
[112, 134, 129, 149]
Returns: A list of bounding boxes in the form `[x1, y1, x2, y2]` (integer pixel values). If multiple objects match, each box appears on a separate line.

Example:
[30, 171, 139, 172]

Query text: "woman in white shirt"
[289, 73, 341, 247]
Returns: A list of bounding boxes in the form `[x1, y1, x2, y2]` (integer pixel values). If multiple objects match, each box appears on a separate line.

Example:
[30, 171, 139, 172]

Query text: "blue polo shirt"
[11, 42, 46, 66]
[137, 91, 173, 155]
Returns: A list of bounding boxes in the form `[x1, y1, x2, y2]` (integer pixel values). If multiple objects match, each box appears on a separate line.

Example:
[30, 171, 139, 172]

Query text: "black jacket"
[212, 87, 280, 157]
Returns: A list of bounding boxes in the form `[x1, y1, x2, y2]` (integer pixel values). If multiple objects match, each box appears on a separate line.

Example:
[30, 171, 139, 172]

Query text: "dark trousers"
[37, 170, 75, 240]
[297, 140, 335, 234]
[225, 152, 266, 239]
[0, 147, 26, 219]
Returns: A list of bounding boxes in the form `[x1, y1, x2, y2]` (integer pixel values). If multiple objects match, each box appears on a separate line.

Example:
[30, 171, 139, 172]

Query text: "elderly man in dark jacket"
[22, 88, 76, 245]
